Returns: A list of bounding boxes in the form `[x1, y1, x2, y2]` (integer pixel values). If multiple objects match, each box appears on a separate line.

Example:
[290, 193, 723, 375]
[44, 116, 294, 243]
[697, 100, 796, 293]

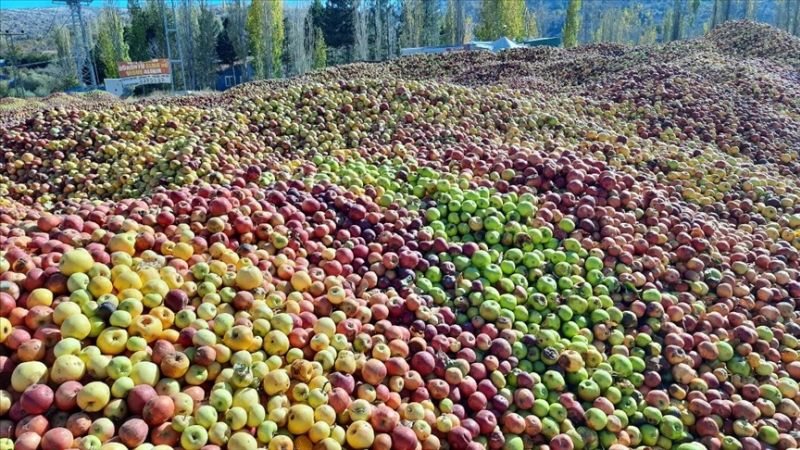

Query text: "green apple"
[180, 425, 209, 450]
[171, 392, 195, 416]
[175, 310, 197, 329]
[103, 398, 128, 421]
[111, 377, 135, 398]
[228, 432, 257, 450]
[195, 405, 218, 429]
[130, 361, 159, 386]
[185, 365, 208, 385]
[155, 378, 181, 396]
[89, 417, 115, 442]
[109, 310, 132, 327]
[247, 403, 266, 427]
[11, 361, 48, 392]
[106, 356, 132, 380]
[78, 435, 102, 450]
[232, 387, 259, 409]
[126, 336, 148, 352]
[209, 388, 233, 412]
[67, 272, 91, 292]
[230, 351, 252, 367]
[61, 314, 92, 340]
[257, 420, 278, 442]
[77, 381, 111, 412]
[213, 313, 235, 335]
[288, 404, 315, 435]
[270, 313, 293, 334]
[208, 421, 231, 446]
[171, 415, 194, 432]
[53, 301, 82, 325]
[51, 354, 87, 383]
[86, 354, 110, 379]
[193, 329, 217, 347]
[54, 337, 83, 357]
[224, 406, 248, 430]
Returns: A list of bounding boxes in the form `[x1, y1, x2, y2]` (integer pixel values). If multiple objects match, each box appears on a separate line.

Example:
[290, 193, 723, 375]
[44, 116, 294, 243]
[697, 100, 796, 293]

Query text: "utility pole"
[53, 0, 98, 88]
[161, 0, 187, 92]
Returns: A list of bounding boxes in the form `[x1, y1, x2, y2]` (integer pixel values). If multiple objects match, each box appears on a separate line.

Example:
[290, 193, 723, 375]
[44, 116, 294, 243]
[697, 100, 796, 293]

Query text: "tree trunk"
[710, 0, 719, 28]
[744, 0, 756, 19]
[671, 0, 682, 41]
[455, 0, 465, 44]
[562, 0, 582, 48]
[723, 0, 732, 22]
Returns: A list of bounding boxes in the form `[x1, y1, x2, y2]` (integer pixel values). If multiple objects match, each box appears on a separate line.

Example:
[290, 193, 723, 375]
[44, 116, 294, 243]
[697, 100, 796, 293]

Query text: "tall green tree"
[54, 26, 78, 88]
[246, 0, 267, 78]
[501, 0, 527, 40]
[441, 0, 456, 45]
[744, 0, 756, 19]
[711, 0, 736, 28]
[475, 0, 499, 40]
[562, 0, 582, 47]
[667, 0, 684, 41]
[96, 1, 129, 79]
[126, 0, 166, 61]
[310, 0, 325, 30]
[270, 0, 285, 77]
[195, 0, 220, 89]
[421, 0, 441, 46]
[476, 0, 530, 41]
[455, 0, 466, 44]
[401, 0, 422, 48]
[312, 26, 327, 68]
[524, 8, 539, 38]
[126, 0, 148, 61]
[322, 0, 355, 49]
[247, 0, 284, 79]
[217, 18, 237, 66]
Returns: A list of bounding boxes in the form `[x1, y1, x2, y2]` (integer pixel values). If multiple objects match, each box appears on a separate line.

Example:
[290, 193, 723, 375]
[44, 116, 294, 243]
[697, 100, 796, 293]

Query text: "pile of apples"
[1, 20, 800, 450]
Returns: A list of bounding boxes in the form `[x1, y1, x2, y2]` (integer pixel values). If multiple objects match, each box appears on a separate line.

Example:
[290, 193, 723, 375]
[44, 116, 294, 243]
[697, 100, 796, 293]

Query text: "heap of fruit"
[1, 21, 800, 450]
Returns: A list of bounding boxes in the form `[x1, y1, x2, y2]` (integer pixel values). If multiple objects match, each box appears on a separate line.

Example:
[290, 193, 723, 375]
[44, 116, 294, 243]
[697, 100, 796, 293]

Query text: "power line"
[53, 0, 98, 88]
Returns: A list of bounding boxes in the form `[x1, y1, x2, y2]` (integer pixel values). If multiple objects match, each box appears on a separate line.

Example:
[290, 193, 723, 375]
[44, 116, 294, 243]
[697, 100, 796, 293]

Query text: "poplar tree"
[96, 1, 129, 78]
[562, 0, 582, 48]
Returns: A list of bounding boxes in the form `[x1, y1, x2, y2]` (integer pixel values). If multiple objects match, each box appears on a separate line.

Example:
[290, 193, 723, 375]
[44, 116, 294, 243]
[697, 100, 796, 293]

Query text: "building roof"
[401, 36, 559, 57]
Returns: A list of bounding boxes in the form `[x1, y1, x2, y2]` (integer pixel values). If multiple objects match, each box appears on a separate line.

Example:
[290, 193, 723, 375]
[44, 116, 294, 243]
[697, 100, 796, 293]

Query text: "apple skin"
[20, 384, 54, 415]
[76, 381, 110, 413]
[40, 427, 73, 450]
[88, 417, 115, 443]
[181, 424, 209, 450]
[127, 385, 158, 415]
[151, 422, 181, 446]
[65, 412, 92, 437]
[119, 418, 149, 447]
[14, 432, 42, 450]
[143, 395, 175, 426]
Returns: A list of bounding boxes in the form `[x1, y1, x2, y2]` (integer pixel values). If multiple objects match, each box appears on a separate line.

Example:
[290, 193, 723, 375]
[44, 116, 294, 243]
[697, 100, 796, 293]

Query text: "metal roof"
[401, 36, 559, 57]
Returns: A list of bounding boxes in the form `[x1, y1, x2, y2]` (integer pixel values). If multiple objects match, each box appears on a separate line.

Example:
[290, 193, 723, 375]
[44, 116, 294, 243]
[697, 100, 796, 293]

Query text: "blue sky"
[0, 0, 243, 8]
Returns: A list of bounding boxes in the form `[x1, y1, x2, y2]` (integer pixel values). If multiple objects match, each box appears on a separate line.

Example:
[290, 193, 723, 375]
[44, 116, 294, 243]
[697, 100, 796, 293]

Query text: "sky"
[0, 0, 236, 8]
